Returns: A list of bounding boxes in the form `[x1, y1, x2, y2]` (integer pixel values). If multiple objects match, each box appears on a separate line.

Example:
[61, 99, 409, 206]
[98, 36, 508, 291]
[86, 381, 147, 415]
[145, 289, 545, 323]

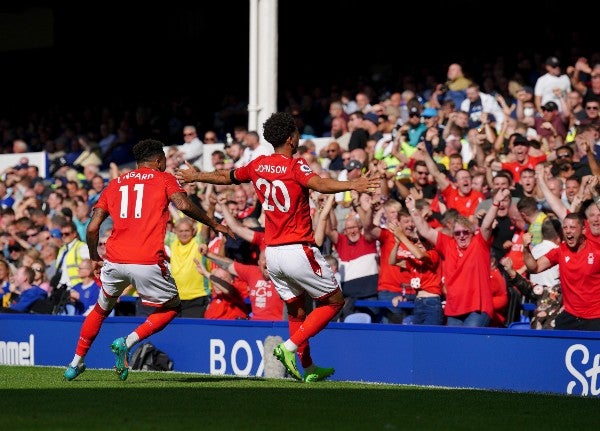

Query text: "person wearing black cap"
[362, 112, 383, 142]
[533, 56, 572, 114]
[491, 134, 552, 183]
[398, 106, 427, 147]
[534, 100, 569, 142]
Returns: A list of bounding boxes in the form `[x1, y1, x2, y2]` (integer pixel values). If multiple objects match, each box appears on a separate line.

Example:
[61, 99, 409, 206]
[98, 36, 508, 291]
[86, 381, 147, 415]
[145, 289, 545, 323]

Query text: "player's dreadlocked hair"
[262, 112, 298, 148]
[133, 139, 165, 163]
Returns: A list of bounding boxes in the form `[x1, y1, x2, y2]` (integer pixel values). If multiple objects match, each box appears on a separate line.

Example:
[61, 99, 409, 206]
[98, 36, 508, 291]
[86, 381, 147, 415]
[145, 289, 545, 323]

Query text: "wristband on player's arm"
[230, 170, 241, 185]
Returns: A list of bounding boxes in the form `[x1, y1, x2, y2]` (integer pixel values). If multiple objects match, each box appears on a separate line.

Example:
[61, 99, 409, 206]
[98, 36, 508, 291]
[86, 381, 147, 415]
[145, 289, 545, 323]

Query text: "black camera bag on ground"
[130, 342, 174, 371]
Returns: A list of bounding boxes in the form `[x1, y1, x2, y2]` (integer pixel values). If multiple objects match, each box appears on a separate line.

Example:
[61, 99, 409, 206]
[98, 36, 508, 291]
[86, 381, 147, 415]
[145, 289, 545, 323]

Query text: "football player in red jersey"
[64, 139, 233, 382]
[176, 112, 379, 382]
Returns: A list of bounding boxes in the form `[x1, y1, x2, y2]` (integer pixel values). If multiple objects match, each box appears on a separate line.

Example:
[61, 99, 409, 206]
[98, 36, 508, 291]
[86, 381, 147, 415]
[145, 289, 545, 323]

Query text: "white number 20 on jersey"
[255, 179, 290, 212]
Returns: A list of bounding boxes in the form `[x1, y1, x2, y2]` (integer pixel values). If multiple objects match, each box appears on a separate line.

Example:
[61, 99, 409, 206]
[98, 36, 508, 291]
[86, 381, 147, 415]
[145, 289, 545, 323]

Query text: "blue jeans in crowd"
[446, 311, 490, 327]
[378, 290, 414, 324]
[412, 296, 444, 325]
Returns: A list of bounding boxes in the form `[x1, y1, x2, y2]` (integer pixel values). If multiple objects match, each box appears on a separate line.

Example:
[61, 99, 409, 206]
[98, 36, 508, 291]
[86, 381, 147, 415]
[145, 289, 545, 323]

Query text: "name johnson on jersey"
[255, 165, 288, 174]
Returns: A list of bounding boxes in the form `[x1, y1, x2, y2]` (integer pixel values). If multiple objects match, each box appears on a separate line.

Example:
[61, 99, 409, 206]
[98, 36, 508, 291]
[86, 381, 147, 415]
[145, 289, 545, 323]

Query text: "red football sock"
[297, 342, 312, 369]
[290, 302, 342, 350]
[133, 307, 178, 340]
[287, 315, 312, 368]
[75, 303, 111, 357]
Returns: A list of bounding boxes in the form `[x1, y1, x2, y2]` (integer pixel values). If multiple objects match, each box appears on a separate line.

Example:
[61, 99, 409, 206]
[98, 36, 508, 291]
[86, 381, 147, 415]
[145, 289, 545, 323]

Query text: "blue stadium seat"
[508, 322, 531, 329]
[344, 313, 372, 324]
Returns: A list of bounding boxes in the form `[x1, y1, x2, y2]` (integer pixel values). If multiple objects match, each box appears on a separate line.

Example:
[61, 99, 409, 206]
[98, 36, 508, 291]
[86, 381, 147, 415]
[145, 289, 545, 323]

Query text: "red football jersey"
[233, 261, 284, 321]
[96, 167, 184, 264]
[501, 154, 546, 183]
[545, 240, 600, 319]
[436, 232, 494, 318]
[440, 186, 484, 217]
[234, 154, 318, 246]
[204, 277, 249, 320]
[394, 242, 442, 295]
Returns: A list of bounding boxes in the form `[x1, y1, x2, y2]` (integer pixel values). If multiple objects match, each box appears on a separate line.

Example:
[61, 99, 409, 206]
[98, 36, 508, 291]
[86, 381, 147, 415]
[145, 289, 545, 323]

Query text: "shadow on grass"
[3, 367, 600, 431]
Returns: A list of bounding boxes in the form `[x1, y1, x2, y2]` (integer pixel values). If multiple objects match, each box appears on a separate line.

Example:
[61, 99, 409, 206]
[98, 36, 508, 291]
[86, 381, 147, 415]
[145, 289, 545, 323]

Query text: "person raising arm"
[406, 187, 510, 327]
[523, 214, 600, 330]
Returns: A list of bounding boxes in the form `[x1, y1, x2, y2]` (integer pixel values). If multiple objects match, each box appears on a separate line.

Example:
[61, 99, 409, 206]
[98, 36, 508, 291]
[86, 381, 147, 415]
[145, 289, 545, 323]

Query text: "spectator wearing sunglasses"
[55, 221, 90, 289]
[581, 98, 600, 128]
[171, 125, 204, 169]
[325, 141, 345, 174]
[406, 188, 511, 327]
[30, 258, 51, 294]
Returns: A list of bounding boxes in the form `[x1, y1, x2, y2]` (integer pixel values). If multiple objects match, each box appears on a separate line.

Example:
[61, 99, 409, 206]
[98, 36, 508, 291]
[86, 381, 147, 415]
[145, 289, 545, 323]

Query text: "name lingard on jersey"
[117, 172, 156, 183]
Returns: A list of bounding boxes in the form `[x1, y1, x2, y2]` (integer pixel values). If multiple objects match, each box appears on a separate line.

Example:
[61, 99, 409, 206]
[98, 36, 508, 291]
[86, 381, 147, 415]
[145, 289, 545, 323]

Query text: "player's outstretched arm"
[174, 161, 234, 185]
[307, 170, 380, 194]
[171, 192, 234, 238]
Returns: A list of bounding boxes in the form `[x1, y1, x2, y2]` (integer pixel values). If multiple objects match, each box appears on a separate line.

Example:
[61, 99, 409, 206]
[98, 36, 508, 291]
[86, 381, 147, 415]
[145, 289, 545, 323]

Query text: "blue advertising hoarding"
[1, 314, 599, 397]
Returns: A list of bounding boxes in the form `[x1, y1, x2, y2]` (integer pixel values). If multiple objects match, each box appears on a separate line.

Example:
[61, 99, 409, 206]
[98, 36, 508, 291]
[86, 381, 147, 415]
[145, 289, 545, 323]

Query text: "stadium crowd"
[1, 52, 600, 330]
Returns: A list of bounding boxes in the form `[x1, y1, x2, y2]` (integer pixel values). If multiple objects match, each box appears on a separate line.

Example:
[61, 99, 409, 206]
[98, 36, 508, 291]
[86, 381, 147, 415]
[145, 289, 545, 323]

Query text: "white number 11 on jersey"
[119, 184, 144, 218]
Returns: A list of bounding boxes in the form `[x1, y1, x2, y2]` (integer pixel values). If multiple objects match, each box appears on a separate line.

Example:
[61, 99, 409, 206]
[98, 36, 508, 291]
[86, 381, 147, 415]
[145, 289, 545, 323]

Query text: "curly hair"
[452, 215, 475, 233]
[132, 139, 165, 163]
[262, 112, 297, 148]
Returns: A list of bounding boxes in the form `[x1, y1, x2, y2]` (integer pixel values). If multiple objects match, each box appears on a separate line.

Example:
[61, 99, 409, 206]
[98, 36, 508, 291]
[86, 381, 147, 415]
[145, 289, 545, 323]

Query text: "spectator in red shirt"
[214, 192, 265, 253]
[419, 142, 484, 219]
[200, 249, 284, 321]
[388, 212, 443, 325]
[491, 135, 549, 183]
[489, 258, 509, 327]
[231, 185, 260, 220]
[406, 188, 511, 327]
[523, 212, 600, 331]
[200, 266, 250, 320]
[364, 198, 416, 324]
